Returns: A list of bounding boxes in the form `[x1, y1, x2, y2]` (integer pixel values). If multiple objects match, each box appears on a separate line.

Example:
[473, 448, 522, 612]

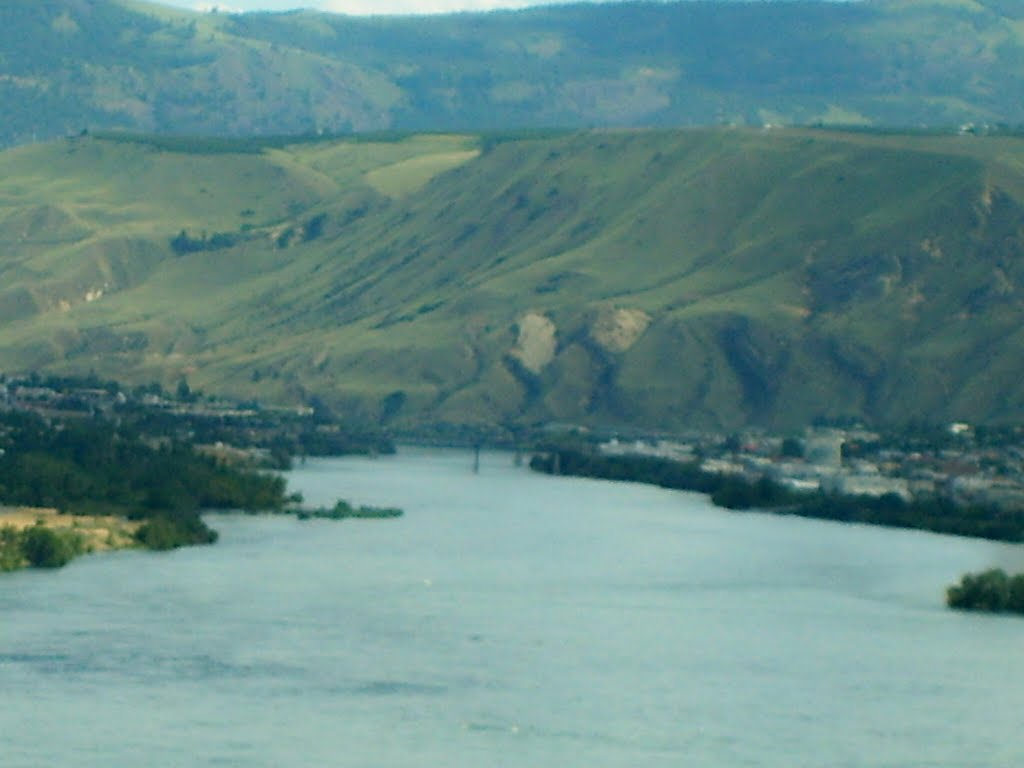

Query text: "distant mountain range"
[2, 0, 1024, 147]
[2, 127, 1023, 431]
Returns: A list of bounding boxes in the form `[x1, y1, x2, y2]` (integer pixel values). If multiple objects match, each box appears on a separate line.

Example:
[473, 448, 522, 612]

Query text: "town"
[5, 371, 1024, 514]
[598, 422, 1024, 512]
[0, 372, 392, 466]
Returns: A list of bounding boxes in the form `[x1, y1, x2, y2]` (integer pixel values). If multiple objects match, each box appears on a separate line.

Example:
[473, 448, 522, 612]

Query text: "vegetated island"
[946, 569, 1024, 616]
[0, 410, 400, 573]
[529, 448, 1024, 543]
[290, 500, 403, 521]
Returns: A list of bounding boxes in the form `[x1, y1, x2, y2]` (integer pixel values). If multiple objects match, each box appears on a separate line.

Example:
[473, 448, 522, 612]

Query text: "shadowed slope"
[2, 128, 1024, 431]
[2, 0, 1024, 147]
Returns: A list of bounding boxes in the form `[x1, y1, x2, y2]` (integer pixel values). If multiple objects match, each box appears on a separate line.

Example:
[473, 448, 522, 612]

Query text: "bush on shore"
[0, 523, 87, 570]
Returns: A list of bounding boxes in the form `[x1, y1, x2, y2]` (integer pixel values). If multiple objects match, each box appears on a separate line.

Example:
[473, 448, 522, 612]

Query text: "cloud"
[320, 0, 538, 15]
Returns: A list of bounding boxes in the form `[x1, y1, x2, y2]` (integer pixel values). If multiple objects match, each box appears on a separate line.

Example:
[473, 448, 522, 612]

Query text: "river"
[2, 448, 1022, 766]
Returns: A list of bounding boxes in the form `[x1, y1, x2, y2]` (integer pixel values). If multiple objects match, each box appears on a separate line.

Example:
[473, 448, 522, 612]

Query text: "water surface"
[2, 448, 1022, 766]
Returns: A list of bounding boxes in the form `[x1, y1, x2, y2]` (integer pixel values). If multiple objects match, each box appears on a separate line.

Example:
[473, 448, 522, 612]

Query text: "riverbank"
[0, 410, 297, 566]
[0, 507, 141, 571]
[0, 496, 405, 572]
[530, 449, 1024, 543]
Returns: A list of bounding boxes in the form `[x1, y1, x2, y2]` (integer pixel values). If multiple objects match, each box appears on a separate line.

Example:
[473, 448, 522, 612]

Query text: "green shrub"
[135, 514, 218, 551]
[0, 525, 24, 571]
[946, 568, 1024, 614]
[21, 524, 83, 568]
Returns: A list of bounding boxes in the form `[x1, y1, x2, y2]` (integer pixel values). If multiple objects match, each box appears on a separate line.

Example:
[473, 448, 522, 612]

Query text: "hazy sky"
[162, 0, 604, 14]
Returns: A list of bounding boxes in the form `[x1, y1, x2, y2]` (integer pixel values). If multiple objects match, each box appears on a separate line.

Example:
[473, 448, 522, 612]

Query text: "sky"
[166, 0, 604, 15]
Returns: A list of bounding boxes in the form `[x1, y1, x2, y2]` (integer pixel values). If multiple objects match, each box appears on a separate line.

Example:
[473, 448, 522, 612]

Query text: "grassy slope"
[1, 128, 1024, 431]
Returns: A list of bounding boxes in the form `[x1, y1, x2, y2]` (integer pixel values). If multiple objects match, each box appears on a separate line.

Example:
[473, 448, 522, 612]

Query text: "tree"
[176, 377, 194, 403]
[21, 524, 80, 568]
[947, 569, 1011, 612]
[781, 436, 803, 458]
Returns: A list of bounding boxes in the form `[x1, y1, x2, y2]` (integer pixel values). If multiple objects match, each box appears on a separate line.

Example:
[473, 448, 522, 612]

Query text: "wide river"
[2, 448, 1023, 766]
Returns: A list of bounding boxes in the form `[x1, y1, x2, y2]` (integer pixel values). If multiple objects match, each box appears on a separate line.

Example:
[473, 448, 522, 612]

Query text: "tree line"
[0, 410, 291, 560]
[529, 449, 1024, 543]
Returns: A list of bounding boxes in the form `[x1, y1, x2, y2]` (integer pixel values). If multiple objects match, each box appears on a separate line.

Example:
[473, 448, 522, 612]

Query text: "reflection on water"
[1, 448, 1022, 767]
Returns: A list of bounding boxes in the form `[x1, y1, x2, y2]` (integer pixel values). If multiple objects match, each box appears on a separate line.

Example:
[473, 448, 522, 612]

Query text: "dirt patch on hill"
[510, 312, 557, 373]
[590, 307, 650, 353]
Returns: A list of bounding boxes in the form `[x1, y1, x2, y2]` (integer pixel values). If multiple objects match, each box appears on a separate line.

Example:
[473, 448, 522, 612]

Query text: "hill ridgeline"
[1, 127, 1024, 432]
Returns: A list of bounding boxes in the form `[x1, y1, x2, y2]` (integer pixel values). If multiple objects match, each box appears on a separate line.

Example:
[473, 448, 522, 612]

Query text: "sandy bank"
[0, 506, 140, 554]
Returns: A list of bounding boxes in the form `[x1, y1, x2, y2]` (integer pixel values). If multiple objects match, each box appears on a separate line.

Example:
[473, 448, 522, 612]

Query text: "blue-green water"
[2, 448, 1023, 767]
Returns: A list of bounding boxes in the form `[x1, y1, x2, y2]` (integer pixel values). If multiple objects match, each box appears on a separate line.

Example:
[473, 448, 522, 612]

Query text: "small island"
[290, 500, 404, 521]
[946, 569, 1024, 616]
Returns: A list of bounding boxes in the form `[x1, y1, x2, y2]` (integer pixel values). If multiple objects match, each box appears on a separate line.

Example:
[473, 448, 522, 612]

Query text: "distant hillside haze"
[2, 128, 1024, 431]
[2, 0, 1024, 146]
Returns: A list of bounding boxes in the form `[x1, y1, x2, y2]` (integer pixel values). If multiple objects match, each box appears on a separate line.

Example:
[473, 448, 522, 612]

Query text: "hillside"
[2, 0, 1024, 147]
[2, 127, 1024, 432]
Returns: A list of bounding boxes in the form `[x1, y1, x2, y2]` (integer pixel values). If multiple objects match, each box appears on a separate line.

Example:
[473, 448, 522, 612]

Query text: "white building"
[822, 472, 910, 500]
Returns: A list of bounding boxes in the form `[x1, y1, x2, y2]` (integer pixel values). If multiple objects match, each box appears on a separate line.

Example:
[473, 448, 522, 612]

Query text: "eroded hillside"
[2, 128, 1024, 431]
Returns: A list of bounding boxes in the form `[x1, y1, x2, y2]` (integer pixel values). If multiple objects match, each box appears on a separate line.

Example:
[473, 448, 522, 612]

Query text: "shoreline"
[0, 508, 141, 572]
[529, 449, 1024, 544]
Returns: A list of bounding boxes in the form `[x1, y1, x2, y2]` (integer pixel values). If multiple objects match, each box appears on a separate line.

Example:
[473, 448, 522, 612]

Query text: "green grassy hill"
[2, 0, 1024, 147]
[2, 127, 1024, 431]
